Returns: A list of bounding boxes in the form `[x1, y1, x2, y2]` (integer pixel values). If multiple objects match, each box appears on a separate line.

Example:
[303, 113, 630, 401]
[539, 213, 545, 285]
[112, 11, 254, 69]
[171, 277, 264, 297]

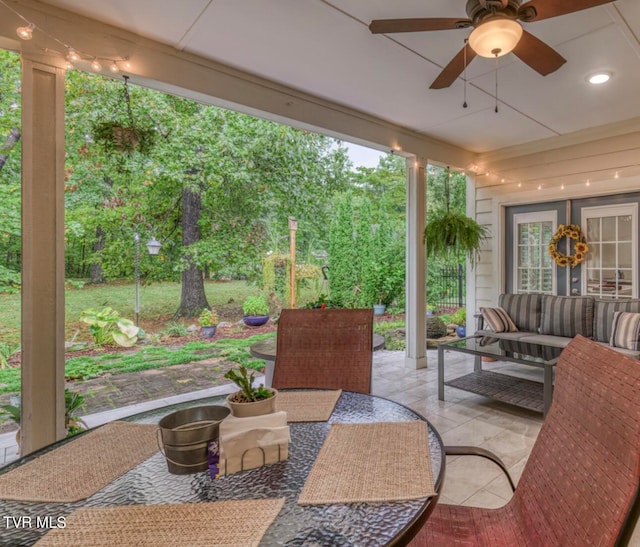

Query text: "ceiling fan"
[369, 0, 616, 89]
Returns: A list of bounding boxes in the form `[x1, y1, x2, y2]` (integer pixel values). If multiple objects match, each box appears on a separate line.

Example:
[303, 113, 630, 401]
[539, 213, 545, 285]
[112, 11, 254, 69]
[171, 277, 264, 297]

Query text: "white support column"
[20, 56, 66, 455]
[405, 158, 427, 369]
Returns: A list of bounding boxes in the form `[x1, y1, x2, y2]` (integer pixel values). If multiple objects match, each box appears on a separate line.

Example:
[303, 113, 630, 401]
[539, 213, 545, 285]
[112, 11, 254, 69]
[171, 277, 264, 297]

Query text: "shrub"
[242, 295, 269, 316]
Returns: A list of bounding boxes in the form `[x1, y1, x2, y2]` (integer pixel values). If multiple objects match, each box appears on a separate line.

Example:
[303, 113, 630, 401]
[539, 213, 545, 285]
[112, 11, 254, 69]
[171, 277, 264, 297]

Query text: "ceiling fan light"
[468, 18, 523, 58]
[588, 72, 611, 85]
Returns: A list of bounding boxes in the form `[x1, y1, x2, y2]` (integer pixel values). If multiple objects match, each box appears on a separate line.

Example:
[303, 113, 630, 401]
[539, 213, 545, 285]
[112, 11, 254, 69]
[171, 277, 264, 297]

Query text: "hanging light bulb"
[16, 23, 35, 40]
[109, 61, 120, 73]
[67, 48, 80, 62]
[91, 58, 103, 72]
[65, 61, 74, 71]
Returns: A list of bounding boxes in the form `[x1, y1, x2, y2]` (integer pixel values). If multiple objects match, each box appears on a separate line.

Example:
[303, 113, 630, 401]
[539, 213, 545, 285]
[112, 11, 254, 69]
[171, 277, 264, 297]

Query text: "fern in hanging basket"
[425, 210, 488, 267]
[91, 121, 156, 155]
[91, 75, 156, 155]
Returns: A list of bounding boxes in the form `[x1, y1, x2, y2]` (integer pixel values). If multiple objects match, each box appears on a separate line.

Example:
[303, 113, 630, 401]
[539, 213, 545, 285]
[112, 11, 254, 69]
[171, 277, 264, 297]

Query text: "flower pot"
[226, 389, 278, 418]
[201, 325, 217, 338]
[158, 405, 230, 474]
[456, 325, 466, 338]
[373, 304, 386, 316]
[243, 315, 269, 327]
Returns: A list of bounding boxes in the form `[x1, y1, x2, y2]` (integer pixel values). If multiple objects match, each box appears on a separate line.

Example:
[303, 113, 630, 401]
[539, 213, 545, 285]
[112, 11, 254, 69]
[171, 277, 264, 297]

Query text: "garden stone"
[426, 316, 447, 339]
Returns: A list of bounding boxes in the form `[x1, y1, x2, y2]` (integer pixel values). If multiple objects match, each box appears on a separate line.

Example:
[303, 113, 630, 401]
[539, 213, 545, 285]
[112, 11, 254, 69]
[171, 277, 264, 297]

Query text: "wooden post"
[289, 217, 298, 308]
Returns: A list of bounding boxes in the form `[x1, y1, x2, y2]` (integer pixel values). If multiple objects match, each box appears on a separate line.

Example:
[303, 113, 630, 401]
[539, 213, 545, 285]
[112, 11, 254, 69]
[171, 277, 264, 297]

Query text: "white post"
[405, 158, 427, 369]
[20, 56, 66, 454]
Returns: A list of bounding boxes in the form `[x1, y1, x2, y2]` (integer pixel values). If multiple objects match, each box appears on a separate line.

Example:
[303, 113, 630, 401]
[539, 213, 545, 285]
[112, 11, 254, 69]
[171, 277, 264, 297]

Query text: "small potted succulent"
[199, 308, 218, 338]
[224, 365, 277, 417]
[242, 295, 269, 327]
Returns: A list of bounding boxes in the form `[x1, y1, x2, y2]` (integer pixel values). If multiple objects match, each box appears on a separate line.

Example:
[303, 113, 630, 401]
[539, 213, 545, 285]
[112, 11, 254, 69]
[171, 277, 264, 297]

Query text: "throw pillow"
[610, 311, 640, 351]
[480, 307, 518, 333]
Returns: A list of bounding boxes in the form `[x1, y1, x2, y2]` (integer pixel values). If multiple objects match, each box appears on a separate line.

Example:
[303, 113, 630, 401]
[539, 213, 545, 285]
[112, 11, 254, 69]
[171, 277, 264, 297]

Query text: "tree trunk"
[175, 183, 209, 317]
[0, 128, 21, 172]
[90, 226, 106, 284]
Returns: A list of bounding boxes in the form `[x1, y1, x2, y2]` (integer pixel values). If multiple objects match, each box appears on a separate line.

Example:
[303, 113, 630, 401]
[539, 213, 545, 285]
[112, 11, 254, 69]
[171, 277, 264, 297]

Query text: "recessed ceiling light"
[588, 72, 611, 85]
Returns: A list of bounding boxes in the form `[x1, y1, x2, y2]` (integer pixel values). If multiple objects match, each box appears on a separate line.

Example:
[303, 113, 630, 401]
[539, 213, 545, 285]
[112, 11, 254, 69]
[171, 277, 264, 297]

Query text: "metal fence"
[435, 264, 465, 308]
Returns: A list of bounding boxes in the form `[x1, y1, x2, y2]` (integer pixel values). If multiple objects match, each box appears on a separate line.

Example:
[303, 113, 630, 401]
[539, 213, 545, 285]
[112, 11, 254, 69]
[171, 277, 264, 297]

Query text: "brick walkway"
[0, 356, 243, 434]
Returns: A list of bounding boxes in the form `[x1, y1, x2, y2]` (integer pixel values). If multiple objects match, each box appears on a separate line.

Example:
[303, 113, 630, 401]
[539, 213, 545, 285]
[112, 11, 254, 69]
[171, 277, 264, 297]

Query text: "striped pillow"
[480, 307, 518, 333]
[610, 312, 640, 351]
[539, 295, 594, 338]
[498, 293, 543, 332]
[593, 299, 640, 343]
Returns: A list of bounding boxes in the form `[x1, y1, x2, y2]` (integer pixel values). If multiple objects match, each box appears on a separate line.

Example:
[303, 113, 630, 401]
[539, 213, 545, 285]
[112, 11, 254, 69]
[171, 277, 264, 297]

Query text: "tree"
[328, 192, 358, 306]
[0, 50, 22, 292]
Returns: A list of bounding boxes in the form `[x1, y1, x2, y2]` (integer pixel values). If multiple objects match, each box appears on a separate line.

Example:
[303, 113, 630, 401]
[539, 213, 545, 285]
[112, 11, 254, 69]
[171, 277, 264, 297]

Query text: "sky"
[342, 142, 387, 169]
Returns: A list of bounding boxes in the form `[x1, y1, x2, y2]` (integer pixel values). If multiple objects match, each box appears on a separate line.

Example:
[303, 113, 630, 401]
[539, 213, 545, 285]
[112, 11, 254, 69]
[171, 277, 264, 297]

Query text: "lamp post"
[288, 217, 297, 309]
[133, 229, 162, 326]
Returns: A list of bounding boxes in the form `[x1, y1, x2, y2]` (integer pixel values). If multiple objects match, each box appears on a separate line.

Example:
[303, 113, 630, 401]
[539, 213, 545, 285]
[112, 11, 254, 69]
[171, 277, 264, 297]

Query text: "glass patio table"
[438, 336, 563, 418]
[0, 391, 444, 546]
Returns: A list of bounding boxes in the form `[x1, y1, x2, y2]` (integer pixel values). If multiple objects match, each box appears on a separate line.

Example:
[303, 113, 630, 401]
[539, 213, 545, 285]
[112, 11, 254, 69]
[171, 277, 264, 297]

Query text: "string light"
[16, 22, 34, 40]
[586, 179, 591, 186]
[0, 0, 128, 74]
[67, 48, 80, 62]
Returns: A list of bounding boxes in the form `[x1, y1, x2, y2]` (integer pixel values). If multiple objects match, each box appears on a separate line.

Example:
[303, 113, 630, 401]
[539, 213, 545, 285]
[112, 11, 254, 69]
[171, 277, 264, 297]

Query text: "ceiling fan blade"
[369, 18, 472, 34]
[512, 30, 566, 76]
[430, 44, 477, 89]
[518, 0, 615, 22]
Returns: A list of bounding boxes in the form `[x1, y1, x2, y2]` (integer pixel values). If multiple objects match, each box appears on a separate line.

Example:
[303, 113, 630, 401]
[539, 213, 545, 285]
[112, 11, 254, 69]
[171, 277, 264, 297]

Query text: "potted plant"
[224, 365, 277, 417]
[452, 307, 467, 338]
[0, 389, 88, 450]
[199, 308, 218, 338]
[242, 295, 270, 327]
[91, 76, 156, 155]
[370, 262, 403, 315]
[424, 169, 488, 267]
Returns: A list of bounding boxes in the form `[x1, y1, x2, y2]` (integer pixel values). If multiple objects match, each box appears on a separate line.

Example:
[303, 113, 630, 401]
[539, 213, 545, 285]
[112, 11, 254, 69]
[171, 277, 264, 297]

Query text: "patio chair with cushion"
[410, 334, 640, 547]
[272, 308, 373, 394]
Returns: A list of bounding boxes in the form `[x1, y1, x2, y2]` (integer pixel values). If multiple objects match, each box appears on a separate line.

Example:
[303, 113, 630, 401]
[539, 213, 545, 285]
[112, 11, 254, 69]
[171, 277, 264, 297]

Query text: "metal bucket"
[158, 405, 230, 475]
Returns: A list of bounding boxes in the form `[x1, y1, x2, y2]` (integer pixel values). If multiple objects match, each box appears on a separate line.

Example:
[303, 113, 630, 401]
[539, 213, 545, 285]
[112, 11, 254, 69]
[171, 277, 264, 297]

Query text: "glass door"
[513, 212, 556, 294]
[581, 204, 637, 299]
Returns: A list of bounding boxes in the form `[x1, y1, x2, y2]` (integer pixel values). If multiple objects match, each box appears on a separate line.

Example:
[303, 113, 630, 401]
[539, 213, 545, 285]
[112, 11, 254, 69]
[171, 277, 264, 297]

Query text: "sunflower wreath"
[548, 224, 589, 268]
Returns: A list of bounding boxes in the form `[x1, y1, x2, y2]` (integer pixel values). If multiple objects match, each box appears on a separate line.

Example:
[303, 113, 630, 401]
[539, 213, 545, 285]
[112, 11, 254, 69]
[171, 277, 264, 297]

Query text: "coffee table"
[438, 336, 563, 418]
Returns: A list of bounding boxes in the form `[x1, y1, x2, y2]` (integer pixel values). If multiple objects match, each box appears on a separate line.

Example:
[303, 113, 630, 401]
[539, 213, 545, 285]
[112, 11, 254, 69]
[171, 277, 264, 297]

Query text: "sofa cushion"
[498, 293, 544, 333]
[476, 330, 534, 341]
[595, 341, 640, 359]
[480, 307, 517, 333]
[610, 311, 640, 351]
[518, 334, 574, 349]
[593, 299, 640, 343]
[539, 295, 594, 339]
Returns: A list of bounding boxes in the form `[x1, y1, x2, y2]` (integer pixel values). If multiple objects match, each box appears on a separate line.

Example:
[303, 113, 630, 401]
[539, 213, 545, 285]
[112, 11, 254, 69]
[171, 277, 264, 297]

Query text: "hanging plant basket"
[425, 210, 488, 267]
[424, 168, 488, 267]
[91, 75, 156, 155]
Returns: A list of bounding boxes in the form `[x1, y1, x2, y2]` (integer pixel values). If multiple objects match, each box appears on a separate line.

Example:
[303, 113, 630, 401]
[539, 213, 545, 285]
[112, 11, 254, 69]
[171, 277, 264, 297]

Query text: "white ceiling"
[33, 0, 640, 153]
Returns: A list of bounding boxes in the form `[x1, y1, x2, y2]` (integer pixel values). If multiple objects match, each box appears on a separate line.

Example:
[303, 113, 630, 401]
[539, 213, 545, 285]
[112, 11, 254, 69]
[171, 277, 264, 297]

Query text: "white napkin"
[219, 411, 290, 475]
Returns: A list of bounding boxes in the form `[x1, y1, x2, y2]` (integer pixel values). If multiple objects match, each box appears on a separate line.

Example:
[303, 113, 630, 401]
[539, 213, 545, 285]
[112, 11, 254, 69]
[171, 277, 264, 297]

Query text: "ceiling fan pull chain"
[494, 53, 499, 113]
[463, 39, 468, 108]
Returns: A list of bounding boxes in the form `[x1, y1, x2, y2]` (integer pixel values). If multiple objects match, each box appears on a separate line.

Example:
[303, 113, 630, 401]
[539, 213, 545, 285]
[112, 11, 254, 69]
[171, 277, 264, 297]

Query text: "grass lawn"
[0, 280, 406, 400]
[0, 279, 321, 346]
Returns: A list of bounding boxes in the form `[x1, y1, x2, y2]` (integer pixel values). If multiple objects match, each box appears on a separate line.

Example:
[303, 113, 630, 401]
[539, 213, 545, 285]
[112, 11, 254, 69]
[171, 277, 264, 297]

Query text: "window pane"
[587, 218, 600, 240]
[602, 216, 616, 241]
[618, 242, 632, 268]
[602, 243, 617, 268]
[618, 216, 632, 241]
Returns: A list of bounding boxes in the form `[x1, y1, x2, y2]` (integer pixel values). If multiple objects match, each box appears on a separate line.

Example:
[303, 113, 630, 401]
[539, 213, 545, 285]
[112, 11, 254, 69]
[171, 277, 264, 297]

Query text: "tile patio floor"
[1, 348, 638, 544]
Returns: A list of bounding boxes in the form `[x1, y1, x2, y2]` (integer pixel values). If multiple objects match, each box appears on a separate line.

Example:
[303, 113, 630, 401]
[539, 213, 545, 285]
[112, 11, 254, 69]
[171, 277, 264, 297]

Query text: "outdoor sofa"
[476, 293, 640, 359]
